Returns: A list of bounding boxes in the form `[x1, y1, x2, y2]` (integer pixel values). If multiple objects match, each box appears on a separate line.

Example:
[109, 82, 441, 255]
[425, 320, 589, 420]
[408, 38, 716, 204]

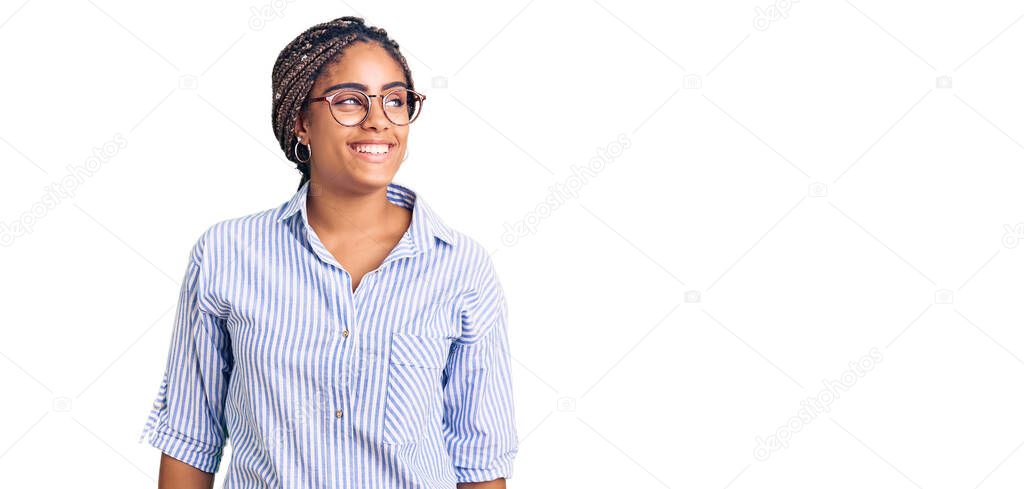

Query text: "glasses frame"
[306, 87, 427, 127]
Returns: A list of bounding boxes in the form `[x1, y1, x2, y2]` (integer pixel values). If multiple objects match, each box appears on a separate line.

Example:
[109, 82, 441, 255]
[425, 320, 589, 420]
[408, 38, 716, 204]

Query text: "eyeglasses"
[306, 87, 426, 127]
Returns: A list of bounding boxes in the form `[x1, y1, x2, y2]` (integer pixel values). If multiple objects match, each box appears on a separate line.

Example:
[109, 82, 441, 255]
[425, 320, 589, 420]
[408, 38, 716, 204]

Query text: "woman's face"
[296, 41, 410, 192]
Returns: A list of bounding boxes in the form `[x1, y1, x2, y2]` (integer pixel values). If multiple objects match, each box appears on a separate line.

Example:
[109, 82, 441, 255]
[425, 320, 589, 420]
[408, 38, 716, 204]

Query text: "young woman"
[139, 16, 518, 488]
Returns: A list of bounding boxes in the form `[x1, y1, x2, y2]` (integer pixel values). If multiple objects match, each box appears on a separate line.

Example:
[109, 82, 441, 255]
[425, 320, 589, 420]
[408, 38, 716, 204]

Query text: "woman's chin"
[349, 164, 397, 186]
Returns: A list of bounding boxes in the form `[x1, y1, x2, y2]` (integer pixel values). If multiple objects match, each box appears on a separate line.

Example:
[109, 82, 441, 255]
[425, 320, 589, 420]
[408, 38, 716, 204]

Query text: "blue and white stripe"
[139, 180, 518, 488]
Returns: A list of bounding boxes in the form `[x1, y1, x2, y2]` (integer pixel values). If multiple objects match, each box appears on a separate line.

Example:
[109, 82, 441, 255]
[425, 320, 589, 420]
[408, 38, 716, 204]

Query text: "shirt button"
[341, 329, 350, 338]
[335, 409, 344, 418]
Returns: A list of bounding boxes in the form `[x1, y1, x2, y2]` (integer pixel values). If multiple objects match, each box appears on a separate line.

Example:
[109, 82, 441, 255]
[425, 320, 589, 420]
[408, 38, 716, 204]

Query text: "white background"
[1, 0, 1023, 487]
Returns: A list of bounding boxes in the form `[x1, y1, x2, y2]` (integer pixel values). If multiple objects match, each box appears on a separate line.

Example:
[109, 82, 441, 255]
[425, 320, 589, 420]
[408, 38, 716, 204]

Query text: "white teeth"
[353, 144, 389, 154]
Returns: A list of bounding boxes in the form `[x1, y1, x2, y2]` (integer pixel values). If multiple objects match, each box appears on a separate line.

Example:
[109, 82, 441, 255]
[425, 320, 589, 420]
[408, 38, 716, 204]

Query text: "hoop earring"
[294, 137, 311, 163]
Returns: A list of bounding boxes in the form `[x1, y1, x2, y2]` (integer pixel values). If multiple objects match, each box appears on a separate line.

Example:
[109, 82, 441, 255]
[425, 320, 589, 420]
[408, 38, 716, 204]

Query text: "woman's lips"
[347, 143, 394, 163]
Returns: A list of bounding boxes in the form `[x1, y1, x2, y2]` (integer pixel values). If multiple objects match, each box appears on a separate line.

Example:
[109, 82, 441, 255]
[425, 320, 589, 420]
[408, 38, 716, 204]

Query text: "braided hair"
[271, 16, 414, 190]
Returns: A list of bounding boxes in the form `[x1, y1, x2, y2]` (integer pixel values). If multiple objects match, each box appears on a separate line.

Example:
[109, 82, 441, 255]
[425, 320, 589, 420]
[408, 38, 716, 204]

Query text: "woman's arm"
[443, 253, 519, 485]
[158, 453, 214, 489]
[139, 234, 232, 485]
[458, 478, 506, 489]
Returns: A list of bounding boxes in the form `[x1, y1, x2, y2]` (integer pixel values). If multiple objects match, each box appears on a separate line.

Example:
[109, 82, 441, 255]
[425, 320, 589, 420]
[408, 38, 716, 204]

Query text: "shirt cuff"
[454, 451, 515, 483]
[141, 424, 224, 474]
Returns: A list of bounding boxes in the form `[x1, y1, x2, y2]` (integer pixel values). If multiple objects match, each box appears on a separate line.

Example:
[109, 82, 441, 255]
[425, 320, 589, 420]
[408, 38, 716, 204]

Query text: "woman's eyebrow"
[320, 81, 408, 95]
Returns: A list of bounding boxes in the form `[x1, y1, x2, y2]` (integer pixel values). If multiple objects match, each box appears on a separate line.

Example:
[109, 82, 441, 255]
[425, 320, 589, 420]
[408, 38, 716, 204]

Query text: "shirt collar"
[277, 180, 456, 254]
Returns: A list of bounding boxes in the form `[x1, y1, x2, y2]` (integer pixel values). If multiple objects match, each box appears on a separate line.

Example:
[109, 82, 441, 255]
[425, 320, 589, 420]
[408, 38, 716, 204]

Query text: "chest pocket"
[381, 331, 451, 445]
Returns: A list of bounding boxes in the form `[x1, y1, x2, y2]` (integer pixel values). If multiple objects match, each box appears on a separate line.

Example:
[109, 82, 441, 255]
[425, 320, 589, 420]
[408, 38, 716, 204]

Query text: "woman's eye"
[385, 99, 405, 107]
[334, 97, 360, 105]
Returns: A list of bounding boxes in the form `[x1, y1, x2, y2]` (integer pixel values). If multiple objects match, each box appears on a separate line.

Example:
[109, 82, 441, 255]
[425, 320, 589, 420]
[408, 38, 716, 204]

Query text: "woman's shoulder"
[437, 228, 503, 291]
[187, 206, 283, 260]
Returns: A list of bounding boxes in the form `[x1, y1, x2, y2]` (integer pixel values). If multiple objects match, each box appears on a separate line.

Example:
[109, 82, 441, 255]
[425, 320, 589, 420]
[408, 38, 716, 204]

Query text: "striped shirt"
[138, 180, 518, 488]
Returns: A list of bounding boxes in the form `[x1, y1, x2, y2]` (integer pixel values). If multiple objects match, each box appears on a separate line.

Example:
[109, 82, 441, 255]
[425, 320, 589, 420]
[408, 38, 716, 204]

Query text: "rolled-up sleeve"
[442, 254, 519, 483]
[138, 236, 232, 474]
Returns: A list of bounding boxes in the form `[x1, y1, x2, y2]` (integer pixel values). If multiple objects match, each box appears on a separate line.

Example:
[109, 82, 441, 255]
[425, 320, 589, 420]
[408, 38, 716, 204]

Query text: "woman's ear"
[293, 112, 309, 144]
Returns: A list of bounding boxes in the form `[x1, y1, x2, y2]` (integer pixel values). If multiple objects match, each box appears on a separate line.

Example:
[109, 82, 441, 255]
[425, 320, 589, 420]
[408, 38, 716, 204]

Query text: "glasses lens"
[328, 90, 369, 126]
[383, 88, 423, 125]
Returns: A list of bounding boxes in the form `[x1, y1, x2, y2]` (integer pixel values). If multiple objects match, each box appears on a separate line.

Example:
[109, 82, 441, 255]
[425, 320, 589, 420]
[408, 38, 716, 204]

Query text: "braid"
[271, 16, 415, 190]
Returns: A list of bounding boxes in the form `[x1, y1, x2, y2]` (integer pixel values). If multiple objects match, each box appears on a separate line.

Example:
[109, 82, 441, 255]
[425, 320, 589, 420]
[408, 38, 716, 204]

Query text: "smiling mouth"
[348, 143, 394, 155]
